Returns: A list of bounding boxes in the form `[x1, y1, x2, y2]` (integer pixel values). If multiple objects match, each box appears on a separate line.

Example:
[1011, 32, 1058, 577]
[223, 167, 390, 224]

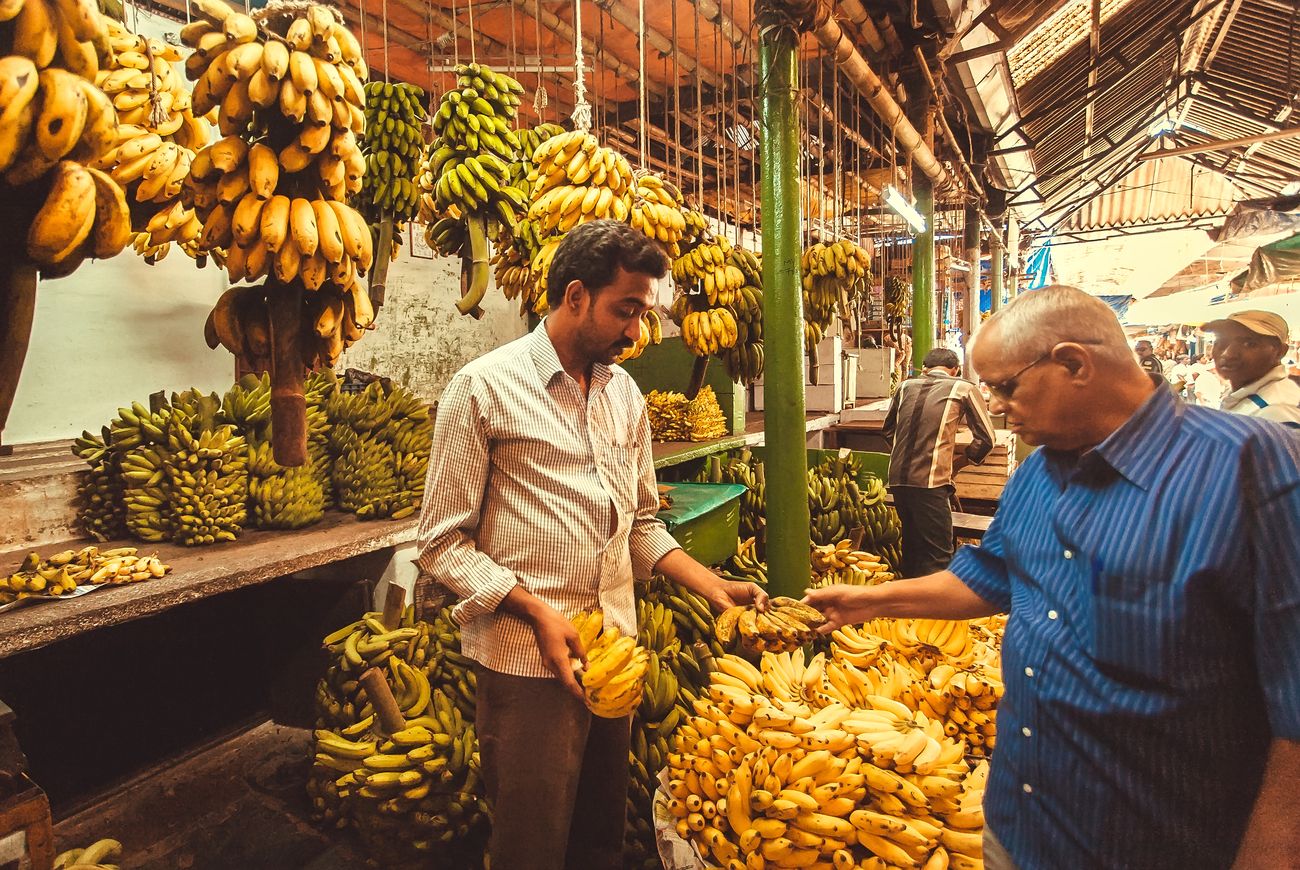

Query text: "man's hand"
[704, 579, 769, 614]
[529, 604, 588, 702]
[801, 584, 879, 633]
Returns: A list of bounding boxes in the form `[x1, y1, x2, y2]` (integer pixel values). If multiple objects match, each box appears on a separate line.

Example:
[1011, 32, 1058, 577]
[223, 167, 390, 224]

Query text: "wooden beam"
[1136, 127, 1300, 161]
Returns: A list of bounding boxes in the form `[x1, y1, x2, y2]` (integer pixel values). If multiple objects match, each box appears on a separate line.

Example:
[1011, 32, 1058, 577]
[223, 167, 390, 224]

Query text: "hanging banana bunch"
[93, 20, 212, 264]
[628, 171, 688, 254]
[719, 246, 766, 384]
[611, 310, 664, 364]
[800, 237, 873, 348]
[418, 62, 528, 318]
[0, 0, 133, 278]
[669, 217, 743, 360]
[358, 80, 426, 264]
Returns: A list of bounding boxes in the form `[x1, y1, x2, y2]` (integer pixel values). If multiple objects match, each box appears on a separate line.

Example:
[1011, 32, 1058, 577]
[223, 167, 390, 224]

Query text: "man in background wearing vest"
[883, 347, 996, 577]
[1207, 310, 1300, 430]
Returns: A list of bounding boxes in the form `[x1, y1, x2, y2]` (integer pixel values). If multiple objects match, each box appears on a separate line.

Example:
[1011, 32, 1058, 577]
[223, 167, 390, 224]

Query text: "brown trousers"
[475, 666, 631, 870]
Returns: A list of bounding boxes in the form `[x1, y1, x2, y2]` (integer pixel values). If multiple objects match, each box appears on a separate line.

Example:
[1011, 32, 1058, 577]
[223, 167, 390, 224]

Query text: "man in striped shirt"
[1207, 309, 1300, 429]
[805, 286, 1300, 869]
[882, 346, 995, 576]
[416, 220, 766, 870]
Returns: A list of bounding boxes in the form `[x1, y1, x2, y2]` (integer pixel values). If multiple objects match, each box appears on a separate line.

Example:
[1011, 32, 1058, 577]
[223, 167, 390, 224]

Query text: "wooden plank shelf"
[0, 513, 418, 661]
[651, 411, 842, 470]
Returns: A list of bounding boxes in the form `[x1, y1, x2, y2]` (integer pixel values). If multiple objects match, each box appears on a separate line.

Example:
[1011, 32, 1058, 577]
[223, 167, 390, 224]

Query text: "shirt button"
[1022, 726, 1032, 737]
[1047, 609, 1059, 620]
[1024, 666, 1034, 677]
[1023, 783, 1034, 794]
[1063, 549, 1074, 560]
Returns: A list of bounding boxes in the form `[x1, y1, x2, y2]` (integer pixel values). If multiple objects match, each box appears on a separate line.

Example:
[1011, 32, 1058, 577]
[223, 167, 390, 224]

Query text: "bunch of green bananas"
[247, 441, 325, 529]
[807, 454, 901, 570]
[420, 604, 478, 722]
[885, 275, 910, 321]
[510, 121, 566, 186]
[72, 429, 128, 541]
[719, 248, 766, 384]
[695, 449, 766, 546]
[310, 606, 489, 867]
[326, 381, 430, 520]
[359, 81, 426, 224]
[800, 238, 873, 347]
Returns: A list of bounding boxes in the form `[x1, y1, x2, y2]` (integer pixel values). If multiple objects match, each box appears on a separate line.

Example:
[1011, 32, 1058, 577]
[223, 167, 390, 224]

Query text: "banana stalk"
[456, 213, 490, 318]
[0, 252, 39, 449]
[267, 280, 308, 466]
[685, 355, 710, 401]
[368, 215, 395, 311]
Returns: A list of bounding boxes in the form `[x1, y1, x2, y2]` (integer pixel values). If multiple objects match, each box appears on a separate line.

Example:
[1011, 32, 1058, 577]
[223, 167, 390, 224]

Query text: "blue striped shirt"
[949, 385, 1300, 870]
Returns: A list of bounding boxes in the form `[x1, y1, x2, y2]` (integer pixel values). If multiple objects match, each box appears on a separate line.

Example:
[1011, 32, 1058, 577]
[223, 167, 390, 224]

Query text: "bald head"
[970, 285, 1154, 452]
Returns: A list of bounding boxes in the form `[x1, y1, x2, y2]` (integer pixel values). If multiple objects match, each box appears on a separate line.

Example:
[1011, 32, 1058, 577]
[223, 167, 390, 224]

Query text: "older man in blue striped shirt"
[806, 285, 1300, 870]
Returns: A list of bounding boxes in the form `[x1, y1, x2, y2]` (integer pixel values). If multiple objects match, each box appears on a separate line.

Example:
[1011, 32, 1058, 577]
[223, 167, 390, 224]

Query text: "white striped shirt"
[415, 320, 681, 678]
[1219, 364, 1300, 429]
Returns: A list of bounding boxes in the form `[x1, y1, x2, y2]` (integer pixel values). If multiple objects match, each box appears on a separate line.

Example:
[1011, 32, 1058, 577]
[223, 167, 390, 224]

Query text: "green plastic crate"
[656, 482, 747, 567]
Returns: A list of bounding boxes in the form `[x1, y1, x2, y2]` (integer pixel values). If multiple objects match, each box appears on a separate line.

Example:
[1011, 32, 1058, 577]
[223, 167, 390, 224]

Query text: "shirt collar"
[1223, 365, 1289, 403]
[1087, 382, 1181, 490]
[528, 318, 613, 390]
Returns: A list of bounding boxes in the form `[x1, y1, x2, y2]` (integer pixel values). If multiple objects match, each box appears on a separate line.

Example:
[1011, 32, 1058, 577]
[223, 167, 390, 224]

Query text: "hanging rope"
[381, 0, 390, 83]
[464, 0, 477, 64]
[637, 0, 647, 165]
[449, 0, 460, 66]
[693, 0, 703, 208]
[569, 0, 593, 130]
[532, 0, 547, 117]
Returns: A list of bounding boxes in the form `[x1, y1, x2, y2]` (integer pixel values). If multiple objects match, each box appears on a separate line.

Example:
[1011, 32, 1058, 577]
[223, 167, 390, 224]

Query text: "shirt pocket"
[1088, 571, 1186, 687]
[603, 442, 639, 516]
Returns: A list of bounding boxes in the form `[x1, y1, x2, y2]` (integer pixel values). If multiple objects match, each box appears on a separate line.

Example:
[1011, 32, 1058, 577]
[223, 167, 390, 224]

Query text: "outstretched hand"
[801, 584, 878, 633]
[706, 579, 769, 614]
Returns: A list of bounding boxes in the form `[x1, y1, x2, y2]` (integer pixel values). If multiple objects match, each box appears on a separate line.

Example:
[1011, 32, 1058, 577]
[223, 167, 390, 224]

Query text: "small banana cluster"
[801, 238, 873, 346]
[359, 81, 426, 224]
[53, 838, 123, 870]
[327, 380, 431, 520]
[2, 545, 166, 604]
[72, 429, 128, 541]
[810, 540, 896, 588]
[611, 309, 664, 364]
[572, 609, 649, 719]
[673, 231, 746, 306]
[671, 649, 988, 870]
[725, 535, 769, 587]
[95, 20, 210, 262]
[714, 596, 827, 653]
[628, 171, 688, 249]
[510, 121, 565, 182]
[180, 0, 373, 302]
[719, 247, 766, 384]
[644, 387, 728, 442]
[677, 303, 739, 356]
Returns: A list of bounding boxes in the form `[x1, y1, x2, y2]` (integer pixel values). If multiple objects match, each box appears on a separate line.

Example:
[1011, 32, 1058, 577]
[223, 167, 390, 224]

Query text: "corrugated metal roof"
[1057, 156, 1238, 232]
[1007, 0, 1141, 87]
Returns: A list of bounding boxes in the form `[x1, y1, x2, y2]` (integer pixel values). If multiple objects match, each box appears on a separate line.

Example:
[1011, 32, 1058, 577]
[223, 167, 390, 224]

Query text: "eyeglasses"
[982, 339, 1104, 401]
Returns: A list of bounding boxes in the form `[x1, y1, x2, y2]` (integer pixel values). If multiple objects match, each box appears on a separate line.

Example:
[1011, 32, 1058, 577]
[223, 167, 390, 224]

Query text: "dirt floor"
[52, 721, 371, 870]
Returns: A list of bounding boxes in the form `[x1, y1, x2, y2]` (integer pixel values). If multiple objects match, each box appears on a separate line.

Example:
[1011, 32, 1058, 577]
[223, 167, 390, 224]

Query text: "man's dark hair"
[546, 219, 670, 309]
[922, 347, 960, 370]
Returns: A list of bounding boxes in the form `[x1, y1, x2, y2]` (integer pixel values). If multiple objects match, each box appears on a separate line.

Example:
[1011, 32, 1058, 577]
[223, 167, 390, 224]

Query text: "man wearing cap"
[1206, 310, 1300, 429]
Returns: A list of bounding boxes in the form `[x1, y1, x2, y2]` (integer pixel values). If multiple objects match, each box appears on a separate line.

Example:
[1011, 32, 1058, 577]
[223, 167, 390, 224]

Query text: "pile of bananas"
[221, 372, 332, 528]
[327, 380, 431, 520]
[714, 596, 827, 653]
[359, 81, 425, 227]
[724, 535, 769, 587]
[801, 238, 872, 347]
[612, 309, 664, 364]
[644, 387, 728, 442]
[180, 0, 373, 296]
[572, 609, 649, 718]
[310, 605, 489, 867]
[0, 0, 136, 278]
[72, 429, 127, 541]
[668, 648, 988, 870]
[53, 838, 123, 869]
[696, 450, 766, 545]
[719, 247, 766, 384]
[95, 20, 210, 263]
[1, 546, 167, 605]
[808, 454, 902, 570]
[629, 171, 688, 249]
[810, 540, 896, 587]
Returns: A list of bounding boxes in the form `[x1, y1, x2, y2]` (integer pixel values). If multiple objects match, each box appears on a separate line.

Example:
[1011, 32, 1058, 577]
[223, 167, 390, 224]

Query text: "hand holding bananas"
[714, 596, 828, 653]
[571, 609, 649, 718]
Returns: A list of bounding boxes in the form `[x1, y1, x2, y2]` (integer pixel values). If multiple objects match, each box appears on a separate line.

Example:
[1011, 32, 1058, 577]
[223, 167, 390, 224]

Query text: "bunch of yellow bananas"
[801, 238, 873, 341]
[612, 310, 664, 364]
[715, 596, 827, 653]
[572, 608, 649, 719]
[629, 171, 688, 249]
[810, 540, 896, 587]
[672, 231, 746, 306]
[679, 305, 739, 356]
[1, 545, 166, 604]
[645, 389, 691, 442]
[528, 130, 635, 230]
[670, 649, 989, 870]
[719, 247, 767, 384]
[53, 838, 123, 870]
[510, 121, 566, 185]
[180, 0, 373, 301]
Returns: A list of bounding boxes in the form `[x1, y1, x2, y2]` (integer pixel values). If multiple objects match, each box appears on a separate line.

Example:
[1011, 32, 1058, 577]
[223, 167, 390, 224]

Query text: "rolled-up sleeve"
[628, 398, 680, 577]
[947, 509, 1012, 612]
[416, 374, 518, 623]
[1245, 434, 1300, 738]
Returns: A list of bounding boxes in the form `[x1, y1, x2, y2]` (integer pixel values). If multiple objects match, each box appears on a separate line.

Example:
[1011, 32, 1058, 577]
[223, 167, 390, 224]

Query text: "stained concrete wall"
[6, 232, 526, 445]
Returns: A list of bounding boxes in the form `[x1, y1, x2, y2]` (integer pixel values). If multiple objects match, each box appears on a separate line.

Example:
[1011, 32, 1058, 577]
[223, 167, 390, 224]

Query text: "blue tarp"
[1026, 243, 1053, 290]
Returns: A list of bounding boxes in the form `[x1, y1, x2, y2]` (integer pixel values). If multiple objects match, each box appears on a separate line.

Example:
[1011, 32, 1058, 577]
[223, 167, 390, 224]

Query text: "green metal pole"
[911, 174, 935, 373]
[759, 27, 811, 601]
[990, 220, 1005, 314]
